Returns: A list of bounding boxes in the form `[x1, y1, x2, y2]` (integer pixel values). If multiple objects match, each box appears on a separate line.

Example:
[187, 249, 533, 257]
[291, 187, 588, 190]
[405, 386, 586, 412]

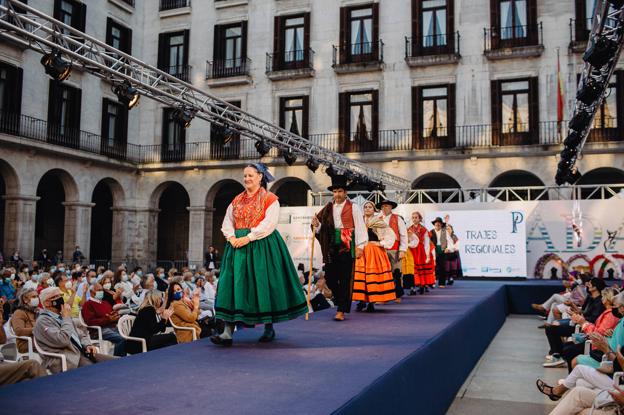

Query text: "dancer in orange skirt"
[353, 201, 397, 313]
[408, 211, 436, 295]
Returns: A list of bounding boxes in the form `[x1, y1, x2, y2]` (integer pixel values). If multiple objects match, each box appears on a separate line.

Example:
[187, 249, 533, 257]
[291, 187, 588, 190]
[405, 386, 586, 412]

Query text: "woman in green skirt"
[210, 163, 308, 346]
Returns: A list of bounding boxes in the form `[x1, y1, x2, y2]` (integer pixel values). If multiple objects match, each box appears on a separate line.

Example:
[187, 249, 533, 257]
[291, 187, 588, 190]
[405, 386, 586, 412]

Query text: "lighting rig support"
[0, 0, 410, 190]
[558, 0, 624, 185]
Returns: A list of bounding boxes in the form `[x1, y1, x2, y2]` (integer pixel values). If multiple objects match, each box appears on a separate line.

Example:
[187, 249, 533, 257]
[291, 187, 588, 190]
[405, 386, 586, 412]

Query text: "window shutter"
[125, 26, 133, 55]
[241, 21, 248, 61]
[161, 108, 170, 148]
[273, 16, 281, 70]
[119, 103, 129, 145]
[48, 80, 61, 127]
[302, 95, 309, 138]
[371, 89, 379, 145]
[157, 33, 167, 70]
[412, 0, 419, 55]
[303, 12, 311, 67]
[574, 0, 586, 41]
[182, 29, 190, 68]
[448, 84, 456, 146]
[447, 0, 455, 52]
[490, 0, 500, 50]
[101, 98, 110, 146]
[72, 86, 82, 131]
[77, 2, 87, 33]
[616, 70, 624, 139]
[491, 79, 501, 145]
[213, 25, 222, 62]
[278, 97, 285, 129]
[338, 92, 348, 152]
[339, 7, 347, 63]
[529, 76, 539, 144]
[9, 66, 23, 116]
[412, 86, 421, 149]
[372, 3, 380, 59]
[105, 17, 113, 46]
[53, 0, 61, 20]
[527, 0, 538, 45]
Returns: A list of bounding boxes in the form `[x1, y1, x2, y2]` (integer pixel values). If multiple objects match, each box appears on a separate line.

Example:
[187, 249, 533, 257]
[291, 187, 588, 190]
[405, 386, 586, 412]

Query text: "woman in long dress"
[210, 163, 307, 346]
[408, 211, 436, 295]
[353, 201, 397, 313]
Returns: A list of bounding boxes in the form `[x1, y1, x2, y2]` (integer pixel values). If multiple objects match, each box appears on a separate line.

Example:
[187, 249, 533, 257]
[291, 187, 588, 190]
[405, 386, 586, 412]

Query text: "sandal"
[536, 379, 561, 401]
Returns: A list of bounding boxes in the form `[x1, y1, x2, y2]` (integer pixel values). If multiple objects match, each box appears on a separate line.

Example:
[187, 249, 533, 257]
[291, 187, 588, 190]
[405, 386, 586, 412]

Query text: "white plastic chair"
[584, 339, 593, 355]
[4, 319, 39, 362]
[78, 311, 110, 354]
[117, 315, 147, 354]
[169, 319, 197, 341]
[33, 336, 67, 372]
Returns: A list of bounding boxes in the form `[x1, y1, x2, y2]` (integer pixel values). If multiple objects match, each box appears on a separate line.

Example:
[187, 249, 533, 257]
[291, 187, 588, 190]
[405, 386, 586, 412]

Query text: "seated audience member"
[10, 288, 40, 354]
[99, 272, 122, 306]
[547, 385, 624, 415]
[153, 267, 169, 292]
[559, 287, 621, 371]
[534, 273, 590, 324]
[543, 277, 606, 367]
[0, 270, 16, 320]
[0, 311, 46, 385]
[304, 278, 331, 312]
[113, 267, 133, 302]
[127, 290, 177, 354]
[130, 274, 157, 308]
[55, 272, 86, 318]
[166, 282, 205, 343]
[195, 276, 215, 312]
[81, 283, 126, 356]
[34, 287, 114, 373]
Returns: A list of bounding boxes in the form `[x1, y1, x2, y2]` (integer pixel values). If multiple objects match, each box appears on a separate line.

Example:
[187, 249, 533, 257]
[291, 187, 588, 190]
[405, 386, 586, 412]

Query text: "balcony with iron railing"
[159, 0, 190, 11]
[160, 65, 192, 82]
[484, 22, 544, 60]
[266, 48, 315, 81]
[1, 110, 623, 165]
[205, 58, 252, 87]
[405, 32, 461, 67]
[332, 40, 384, 74]
[569, 18, 592, 53]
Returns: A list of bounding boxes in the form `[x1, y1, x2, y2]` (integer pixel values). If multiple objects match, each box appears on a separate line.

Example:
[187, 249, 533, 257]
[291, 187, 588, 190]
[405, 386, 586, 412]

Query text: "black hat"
[327, 175, 350, 191]
[431, 217, 444, 225]
[376, 199, 398, 209]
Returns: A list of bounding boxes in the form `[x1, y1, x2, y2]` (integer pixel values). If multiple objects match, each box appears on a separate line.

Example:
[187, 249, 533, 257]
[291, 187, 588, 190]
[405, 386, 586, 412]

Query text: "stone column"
[109, 206, 133, 267]
[62, 201, 95, 263]
[187, 206, 207, 269]
[2, 194, 39, 261]
[203, 207, 216, 252]
[132, 208, 160, 269]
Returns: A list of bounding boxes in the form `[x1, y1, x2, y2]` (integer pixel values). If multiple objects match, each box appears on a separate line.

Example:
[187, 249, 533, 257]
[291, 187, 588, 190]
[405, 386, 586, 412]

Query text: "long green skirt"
[214, 228, 308, 325]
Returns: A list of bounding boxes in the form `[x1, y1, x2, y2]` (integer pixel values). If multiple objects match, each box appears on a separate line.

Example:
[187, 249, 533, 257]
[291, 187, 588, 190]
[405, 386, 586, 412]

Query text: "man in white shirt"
[429, 217, 454, 288]
[377, 199, 408, 302]
[311, 175, 367, 321]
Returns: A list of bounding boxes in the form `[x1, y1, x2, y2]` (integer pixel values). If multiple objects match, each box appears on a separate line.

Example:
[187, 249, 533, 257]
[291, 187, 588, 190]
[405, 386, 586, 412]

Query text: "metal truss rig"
[0, 0, 411, 190]
[561, 0, 624, 184]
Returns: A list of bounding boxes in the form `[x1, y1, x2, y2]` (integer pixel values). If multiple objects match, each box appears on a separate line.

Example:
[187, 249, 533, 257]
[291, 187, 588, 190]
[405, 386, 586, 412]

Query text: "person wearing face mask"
[127, 290, 177, 354]
[0, 270, 16, 320]
[54, 272, 86, 318]
[99, 272, 122, 306]
[10, 288, 40, 354]
[34, 287, 114, 373]
[81, 283, 126, 356]
[129, 273, 147, 308]
[113, 267, 133, 302]
[166, 282, 204, 343]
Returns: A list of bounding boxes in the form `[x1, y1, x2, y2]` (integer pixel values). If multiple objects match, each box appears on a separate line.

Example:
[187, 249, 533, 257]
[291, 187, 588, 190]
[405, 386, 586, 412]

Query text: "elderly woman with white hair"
[127, 290, 177, 354]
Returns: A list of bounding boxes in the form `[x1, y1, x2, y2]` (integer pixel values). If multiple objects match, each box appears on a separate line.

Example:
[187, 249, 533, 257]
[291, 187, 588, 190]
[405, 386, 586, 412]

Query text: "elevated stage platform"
[0, 280, 562, 415]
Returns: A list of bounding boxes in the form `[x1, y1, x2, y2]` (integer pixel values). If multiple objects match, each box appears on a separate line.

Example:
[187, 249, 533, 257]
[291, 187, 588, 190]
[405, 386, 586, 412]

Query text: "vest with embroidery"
[386, 214, 400, 250]
[231, 188, 278, 229]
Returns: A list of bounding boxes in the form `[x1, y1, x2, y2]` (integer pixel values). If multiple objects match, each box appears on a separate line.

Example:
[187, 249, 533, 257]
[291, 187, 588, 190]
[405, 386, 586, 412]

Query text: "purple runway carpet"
[0, 280, 557, 415]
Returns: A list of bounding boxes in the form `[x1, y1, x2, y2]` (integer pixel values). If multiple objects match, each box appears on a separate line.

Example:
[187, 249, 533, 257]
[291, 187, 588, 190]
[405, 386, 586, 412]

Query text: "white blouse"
[221, 199, 280, 242]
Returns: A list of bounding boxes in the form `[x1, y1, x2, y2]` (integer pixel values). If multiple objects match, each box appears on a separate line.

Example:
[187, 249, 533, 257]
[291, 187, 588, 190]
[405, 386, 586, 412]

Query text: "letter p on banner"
[511, 211, 524, 234]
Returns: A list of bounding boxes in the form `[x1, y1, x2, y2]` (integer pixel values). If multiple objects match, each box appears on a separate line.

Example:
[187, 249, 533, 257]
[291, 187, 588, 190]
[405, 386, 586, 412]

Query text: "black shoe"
[365, 303, 376, 313]
[210, 335, 233, 347]
[448, 278, 454, 286]
[356, 301, 366, 312]
[419, 286, 425, 295]
[258, 328, 276, 343]
[408, 288, 417, 296]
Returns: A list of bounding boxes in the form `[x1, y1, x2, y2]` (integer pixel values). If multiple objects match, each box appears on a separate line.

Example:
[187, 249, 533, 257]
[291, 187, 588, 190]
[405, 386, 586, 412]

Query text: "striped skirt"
[352, 243, 397, 303]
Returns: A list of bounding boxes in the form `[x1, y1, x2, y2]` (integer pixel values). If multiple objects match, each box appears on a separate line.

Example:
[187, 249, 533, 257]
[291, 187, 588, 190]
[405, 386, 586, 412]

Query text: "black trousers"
[435, 252, 446, 286]
[325, 250, 354, 313]
[562, 341, 586, 373]
[545, 324, 576, 355]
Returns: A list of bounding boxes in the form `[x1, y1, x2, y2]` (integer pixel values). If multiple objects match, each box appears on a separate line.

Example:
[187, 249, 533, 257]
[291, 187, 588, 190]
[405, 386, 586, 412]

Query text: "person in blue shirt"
[0, 271, 17, 320]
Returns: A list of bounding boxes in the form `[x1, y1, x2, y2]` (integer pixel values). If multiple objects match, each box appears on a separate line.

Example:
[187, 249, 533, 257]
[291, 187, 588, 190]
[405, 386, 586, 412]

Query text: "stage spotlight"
[608, 0, 624, 9]
[568, 111, 592, 132]
[326, 164, 339, 177]
[564, 131, 583, 148]
[40, 51, 72, 81]
[173, 106, 195, 128]
[112, 81, 140, 109]
[306, 157, 320, 173]
[558, 158, 574, 171]
[560, 146, 578, 161]
[283, 148, 297, 166]
[577, 78, 604, 105]
[255, 140, 271, 156]
[583, 35, 619, 67]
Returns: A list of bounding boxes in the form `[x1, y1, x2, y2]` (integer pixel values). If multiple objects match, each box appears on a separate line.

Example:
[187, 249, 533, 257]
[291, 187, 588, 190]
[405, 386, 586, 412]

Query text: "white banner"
[276, 198, 624, 279]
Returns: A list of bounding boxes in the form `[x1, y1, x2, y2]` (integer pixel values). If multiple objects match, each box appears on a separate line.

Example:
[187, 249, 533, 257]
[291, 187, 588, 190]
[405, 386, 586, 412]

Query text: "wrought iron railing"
[405, 31, 461, 58]
[484, 22, 543, 51]
[2, 111, 622, 165]
[266, 48, 315, 72]
[160, 65, 192, 82]
[332, 40, 384, 66]
[206, 58, 252, 79]
[159, 0, 190, 11]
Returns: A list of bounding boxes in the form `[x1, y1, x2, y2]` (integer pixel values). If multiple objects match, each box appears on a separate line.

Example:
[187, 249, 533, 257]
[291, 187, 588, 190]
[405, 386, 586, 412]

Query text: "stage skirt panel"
[353, 243, 397, 303]
[411, 247, 436, 286]
[215, 228, 308, 325]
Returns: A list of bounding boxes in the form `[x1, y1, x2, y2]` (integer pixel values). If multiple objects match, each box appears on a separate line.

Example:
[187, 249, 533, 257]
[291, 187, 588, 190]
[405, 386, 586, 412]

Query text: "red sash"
[388, 214, 400, 250]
